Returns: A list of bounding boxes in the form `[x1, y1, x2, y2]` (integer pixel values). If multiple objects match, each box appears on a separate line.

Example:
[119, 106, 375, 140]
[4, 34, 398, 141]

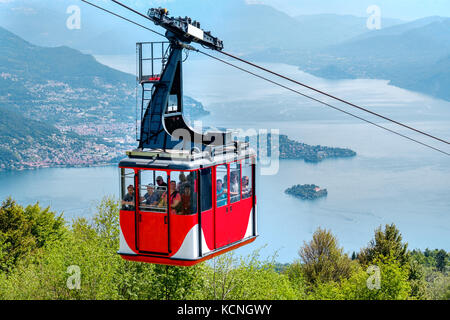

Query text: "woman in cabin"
[169, 180, 181, 214]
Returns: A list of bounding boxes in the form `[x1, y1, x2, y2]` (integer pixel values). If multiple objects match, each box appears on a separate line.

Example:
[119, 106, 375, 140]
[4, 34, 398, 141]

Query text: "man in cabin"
[155, 175, 168, 197]
[143, 184, 160, 206]
[216, 179, 227, 207]
[122, 185, 135, 210]
[242, 176, 251, 199]
[178, 172, 188, 192]
[156, 176, 167, 189]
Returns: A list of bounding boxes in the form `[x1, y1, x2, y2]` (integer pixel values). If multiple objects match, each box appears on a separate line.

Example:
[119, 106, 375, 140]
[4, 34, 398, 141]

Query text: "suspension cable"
[195, 49, 450, 156]
[217, 50, 449, 145]
[80, 0, 450, 156]
[80, 0, 165, 38]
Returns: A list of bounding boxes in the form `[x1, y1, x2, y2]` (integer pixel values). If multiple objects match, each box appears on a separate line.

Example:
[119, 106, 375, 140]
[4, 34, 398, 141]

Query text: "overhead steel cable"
[102, 0, 450, 146]
[81, 0, 450, 156]
[110, 0, 153, 21]
[217, 50, 449, 146]
[195, 49, 450, 156]
[80, 0, 165, 38]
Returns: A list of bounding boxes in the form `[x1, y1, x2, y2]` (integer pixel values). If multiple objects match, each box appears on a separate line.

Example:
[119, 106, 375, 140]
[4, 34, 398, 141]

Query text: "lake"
[1, 56, 449, 263]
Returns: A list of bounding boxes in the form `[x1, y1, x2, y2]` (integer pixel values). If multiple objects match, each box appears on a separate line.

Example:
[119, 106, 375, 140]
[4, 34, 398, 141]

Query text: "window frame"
[215, 164, 229, 208]
[138, 169, 168, 213]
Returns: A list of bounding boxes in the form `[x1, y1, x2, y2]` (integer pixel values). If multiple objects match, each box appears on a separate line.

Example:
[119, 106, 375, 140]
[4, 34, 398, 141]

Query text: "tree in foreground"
[358, 223, 409, 267]
[0, 197, 66, 272]
[297, 227, 352, 286]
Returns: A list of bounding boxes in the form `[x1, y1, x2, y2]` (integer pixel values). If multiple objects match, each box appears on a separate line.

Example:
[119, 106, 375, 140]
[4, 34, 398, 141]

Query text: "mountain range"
[1, 0, 447, 101]
[0, 26, 208, 170]
[299, 16, 450, 101]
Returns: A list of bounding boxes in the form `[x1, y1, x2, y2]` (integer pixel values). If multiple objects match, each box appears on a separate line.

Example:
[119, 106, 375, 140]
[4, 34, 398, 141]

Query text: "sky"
[1, 0, 449, 22]
[252, 0, 450, 20]
[132, 0, 450, 20]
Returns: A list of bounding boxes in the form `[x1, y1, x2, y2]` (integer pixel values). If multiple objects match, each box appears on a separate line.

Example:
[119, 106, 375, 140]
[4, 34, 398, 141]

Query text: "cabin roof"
[119, 147, 256, 170]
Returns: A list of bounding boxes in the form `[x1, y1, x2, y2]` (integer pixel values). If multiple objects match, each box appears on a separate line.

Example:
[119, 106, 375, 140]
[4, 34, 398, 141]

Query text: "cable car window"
[170, 171, 197, 215]
[216, 165, 228, 207]
[139, 170, 167, 212]
[242, 161, 253, 199]
[200, 168, 212, 211]
[120, 168, 135, 211]
[230, 162, 241, 203]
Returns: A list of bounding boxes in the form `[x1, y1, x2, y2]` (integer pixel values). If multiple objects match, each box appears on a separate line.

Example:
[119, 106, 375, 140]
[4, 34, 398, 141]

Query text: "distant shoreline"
[0, 162, 119, 173]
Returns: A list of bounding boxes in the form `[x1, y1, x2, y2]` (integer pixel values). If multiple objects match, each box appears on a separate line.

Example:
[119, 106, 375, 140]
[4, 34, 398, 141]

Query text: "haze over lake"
[1, 56, 448, 262]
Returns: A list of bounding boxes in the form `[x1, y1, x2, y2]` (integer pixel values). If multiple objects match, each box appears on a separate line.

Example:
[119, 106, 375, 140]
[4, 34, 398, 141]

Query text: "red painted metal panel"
[138, 211, 168, 253]
[120, 210, 137, 253]
[201, 208, 215, 250]
[169, 213, 198, 253]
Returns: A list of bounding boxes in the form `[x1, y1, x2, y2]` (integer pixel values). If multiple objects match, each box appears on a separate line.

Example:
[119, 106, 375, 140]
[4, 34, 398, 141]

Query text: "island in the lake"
[278, 135, 356, 163]
[285, 184, 328, 200]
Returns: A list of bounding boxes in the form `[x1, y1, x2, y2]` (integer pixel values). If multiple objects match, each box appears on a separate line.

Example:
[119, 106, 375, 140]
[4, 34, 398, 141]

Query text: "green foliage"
[201, 250, 302, 300]
[92, 196, 120, 249]
[0, 197, 447, 300]
[285, 184, 327, 200]
[310, 255, 412, 300]
[283, 261, 309, 299]
[411, 249, 450, 300]
[408, 258, 428, 299]
[0, 197, 66, 271]
[298, 227, 352, 285]
[0, 197, 209, 300]
[358, 224, 409, 267]
[436, 250, 448, 273]
[411, 248, 450, 272]
[424, 270, 450, 300]
[357, 224, 439, 299]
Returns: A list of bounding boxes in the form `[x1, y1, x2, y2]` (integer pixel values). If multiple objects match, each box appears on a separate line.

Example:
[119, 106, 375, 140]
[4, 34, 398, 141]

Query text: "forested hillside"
[0, 197, 448, 300]
[0, 27, 209, 170]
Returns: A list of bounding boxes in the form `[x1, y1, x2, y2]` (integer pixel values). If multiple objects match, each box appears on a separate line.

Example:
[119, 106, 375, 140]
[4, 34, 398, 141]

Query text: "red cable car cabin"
[117, 12, 257, 266]
[118, 148, 257, 266]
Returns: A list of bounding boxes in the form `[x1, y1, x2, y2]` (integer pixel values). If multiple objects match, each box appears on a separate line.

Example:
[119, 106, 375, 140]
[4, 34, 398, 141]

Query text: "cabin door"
[214, 164, 231, 248]
[136, 170, 169, 254]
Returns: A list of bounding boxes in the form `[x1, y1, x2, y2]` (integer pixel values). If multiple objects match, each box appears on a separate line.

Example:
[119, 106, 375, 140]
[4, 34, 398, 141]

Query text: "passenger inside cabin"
[230, 172, 240, 202]
[216, 179, 227, 207]
[143, 184, 160, 206]
[180, 184, 196, 214]
[242, 176, 251, 199]
[178, 173, 187, 191]
[156, 175, 168, 198]
[121, 185, 135, 210]
[156, 176, 167, 189]
[156, 191, 167, 209]
[169, 180, 181, 214]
